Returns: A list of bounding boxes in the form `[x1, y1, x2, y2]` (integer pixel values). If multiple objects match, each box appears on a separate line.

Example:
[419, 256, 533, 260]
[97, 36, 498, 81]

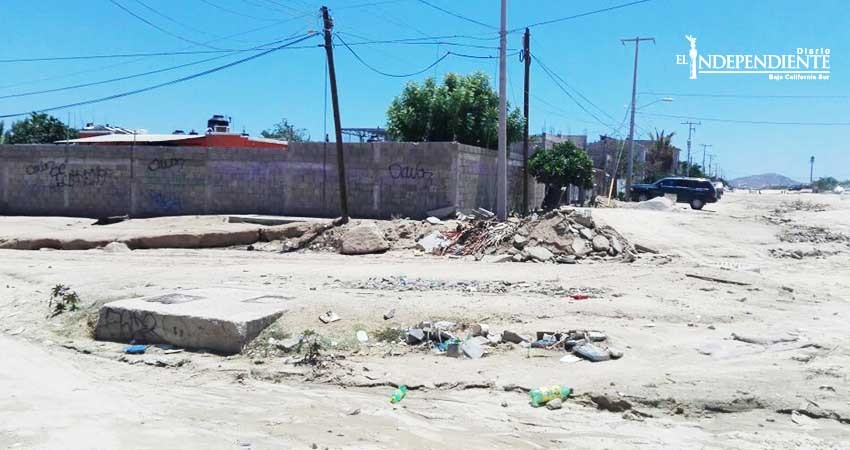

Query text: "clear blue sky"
[1, 0, 848, 181]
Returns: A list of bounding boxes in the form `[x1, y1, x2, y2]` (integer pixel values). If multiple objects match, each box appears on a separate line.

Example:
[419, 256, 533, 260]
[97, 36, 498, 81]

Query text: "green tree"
[644, 129, 677, 182]
[386, 72, 523, 149]
[528, 141, 594, 210]
[679, 161, 707, 178]
[0, 121, 5, 144]
[814, 176, 839, 191]
[5, 113, 78, 144]
[260, 118, 309, 142]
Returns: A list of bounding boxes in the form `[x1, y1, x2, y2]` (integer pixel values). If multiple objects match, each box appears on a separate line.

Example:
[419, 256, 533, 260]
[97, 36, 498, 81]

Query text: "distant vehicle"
[630, 177, 718, 210]
[788, 184, 806, 191]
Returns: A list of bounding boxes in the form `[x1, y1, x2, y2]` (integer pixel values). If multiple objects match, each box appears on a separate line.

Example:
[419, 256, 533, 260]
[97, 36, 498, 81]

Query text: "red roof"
[57, 133, 287, 149]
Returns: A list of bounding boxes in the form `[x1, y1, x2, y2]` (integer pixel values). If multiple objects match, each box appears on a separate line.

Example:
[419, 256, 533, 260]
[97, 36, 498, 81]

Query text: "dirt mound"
[627, 196, 676, 211]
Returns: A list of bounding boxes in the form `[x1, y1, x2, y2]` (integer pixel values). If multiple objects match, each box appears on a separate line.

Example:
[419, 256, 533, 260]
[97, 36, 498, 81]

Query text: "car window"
[659, 179, 675, 187]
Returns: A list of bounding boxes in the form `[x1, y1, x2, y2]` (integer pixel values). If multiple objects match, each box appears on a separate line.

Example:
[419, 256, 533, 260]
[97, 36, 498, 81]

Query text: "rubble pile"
[779, 225, 849, 245]
[422, 207, 635, 263]
[775, 200, 829, 213]
[768, 247, 839, 259]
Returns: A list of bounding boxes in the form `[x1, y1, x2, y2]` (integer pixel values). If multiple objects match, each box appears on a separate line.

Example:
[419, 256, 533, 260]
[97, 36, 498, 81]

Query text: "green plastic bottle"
[528, 385, 572, 407]
[390, 385, 408, 404]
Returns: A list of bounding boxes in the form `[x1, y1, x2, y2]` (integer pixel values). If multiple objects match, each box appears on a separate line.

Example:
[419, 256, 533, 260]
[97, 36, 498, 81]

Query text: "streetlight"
[636, 97, 674, 110]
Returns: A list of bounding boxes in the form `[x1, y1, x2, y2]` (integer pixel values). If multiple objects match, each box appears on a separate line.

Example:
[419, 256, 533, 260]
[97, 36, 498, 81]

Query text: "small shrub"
[49, 284, 80, 317]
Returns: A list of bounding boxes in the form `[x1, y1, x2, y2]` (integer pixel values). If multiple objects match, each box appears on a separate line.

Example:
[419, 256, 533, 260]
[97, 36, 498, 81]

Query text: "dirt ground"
[2, 191, 850, 449]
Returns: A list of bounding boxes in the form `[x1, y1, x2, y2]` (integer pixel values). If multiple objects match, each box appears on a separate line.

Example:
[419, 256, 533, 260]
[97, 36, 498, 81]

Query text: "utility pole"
[810, 155, 815, 185]
[322, 6, 349, 222]
[681, 120, 700, 176]
[707, 153, 716, 178]
[700, 144, 712, 176]
[496, 0, 508, 220]
[621, 37, 654, 199]
[521, 27, 531, 215]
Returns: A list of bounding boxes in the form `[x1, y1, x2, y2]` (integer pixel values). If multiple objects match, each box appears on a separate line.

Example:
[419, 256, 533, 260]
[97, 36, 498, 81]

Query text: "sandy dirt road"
[1, 191, 849, 449]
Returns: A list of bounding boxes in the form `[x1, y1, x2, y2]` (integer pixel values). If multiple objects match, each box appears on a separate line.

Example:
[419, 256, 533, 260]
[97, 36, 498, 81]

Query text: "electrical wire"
[109, 0, 230, 50]
[415, 0, 496, 29]
[638, 112, 850, 126]
[199, 0, 285, 21]
[0, 32, 320, 119]
[532, 54, 619, 124]
[336, 34, 451, 77]
[532, 55, 614, 131]
[511, 0, 653, 33]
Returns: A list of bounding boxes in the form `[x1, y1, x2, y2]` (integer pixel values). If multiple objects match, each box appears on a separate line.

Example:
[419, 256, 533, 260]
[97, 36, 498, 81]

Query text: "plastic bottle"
[389, 385, 408, 404]
[528, 385, 572, 407]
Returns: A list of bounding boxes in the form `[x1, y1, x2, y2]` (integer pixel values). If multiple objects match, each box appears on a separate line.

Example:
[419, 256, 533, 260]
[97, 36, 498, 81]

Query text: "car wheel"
[690, 198, 704, 210]
[638, 193, 648, 202]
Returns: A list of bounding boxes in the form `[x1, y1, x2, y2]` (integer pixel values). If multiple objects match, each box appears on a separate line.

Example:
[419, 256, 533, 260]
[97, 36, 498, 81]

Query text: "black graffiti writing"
[147, 157, 186, 172]
[25, 160, 112, 188]
[388, 162, 434, 181]
[102, 308, 164, 343]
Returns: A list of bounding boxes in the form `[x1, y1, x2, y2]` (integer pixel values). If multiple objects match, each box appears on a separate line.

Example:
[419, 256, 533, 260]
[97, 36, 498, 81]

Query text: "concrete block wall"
[0, 142, 544, 219]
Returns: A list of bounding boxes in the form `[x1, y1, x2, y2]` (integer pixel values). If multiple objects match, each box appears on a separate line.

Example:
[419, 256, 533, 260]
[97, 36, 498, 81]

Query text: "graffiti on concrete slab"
[147, 157, 186, 172]
[24, 160, 113, 188]
[388, 162, 434, 181]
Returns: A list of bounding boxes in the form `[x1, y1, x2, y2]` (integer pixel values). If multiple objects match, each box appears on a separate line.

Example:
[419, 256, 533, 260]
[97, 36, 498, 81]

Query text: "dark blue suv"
[630, 177, 718, 210]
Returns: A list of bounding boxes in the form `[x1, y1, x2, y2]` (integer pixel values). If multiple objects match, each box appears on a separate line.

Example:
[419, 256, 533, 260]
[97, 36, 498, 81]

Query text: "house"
[57, 115, 287, 149]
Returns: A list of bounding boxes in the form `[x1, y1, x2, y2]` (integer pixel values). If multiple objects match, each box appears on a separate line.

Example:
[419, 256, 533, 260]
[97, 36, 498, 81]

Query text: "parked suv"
[630, 177, 718, 210]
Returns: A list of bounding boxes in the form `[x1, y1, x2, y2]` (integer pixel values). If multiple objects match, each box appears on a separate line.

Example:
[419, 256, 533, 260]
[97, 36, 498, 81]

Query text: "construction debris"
[319, 311, 341, 324]
[685, 273, 751, 286]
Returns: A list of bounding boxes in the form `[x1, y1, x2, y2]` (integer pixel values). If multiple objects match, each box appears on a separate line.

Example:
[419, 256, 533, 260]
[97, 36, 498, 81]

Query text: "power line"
[336, 34, 450, 77]
[0, 32, 320, 119]
[641, 91, 850, 99]
[532, 54, 619, 124]
[109, 0, 230, 50]
[199, 0, 285, 21]
[415, 0, 496, 29]
[532, 54, 615, 131]
[638, 112, 850, 126]
[133, 0, 219, 38]
[511, 0, 653, 33]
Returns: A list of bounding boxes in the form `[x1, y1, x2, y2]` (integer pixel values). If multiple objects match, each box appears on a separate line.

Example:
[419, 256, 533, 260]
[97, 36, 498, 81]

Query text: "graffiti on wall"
[24, 160, 112, 188]
[388, 162, 434, 181]
[148, 192, 183, 212]
[147, 157, 186, 172]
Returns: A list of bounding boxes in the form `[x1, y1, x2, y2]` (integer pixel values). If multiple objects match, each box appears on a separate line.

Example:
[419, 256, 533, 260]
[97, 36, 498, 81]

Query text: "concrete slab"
[94, 288, 289, 354]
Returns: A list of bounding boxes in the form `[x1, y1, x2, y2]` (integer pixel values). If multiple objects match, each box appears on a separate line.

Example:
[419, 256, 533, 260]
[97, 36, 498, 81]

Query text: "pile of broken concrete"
[418, 207, 635, 263]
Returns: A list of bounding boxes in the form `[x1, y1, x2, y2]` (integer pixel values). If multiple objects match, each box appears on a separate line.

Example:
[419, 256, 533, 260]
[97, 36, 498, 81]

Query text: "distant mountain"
[730, 173, 801, 189]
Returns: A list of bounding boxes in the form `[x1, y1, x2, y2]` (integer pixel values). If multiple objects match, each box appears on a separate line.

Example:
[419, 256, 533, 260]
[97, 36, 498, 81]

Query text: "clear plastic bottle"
[389, 385, 408, 404]
[528, 385, 572, 407]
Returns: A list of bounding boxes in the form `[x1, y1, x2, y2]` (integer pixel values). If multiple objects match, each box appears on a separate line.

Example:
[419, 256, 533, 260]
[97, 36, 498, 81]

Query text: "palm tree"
[645, 129, 677, 182]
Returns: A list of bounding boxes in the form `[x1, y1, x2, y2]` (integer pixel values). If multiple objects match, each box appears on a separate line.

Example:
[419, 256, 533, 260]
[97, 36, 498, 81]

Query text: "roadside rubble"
[416, 206, 636, 263]
[400, 321, 622, 363]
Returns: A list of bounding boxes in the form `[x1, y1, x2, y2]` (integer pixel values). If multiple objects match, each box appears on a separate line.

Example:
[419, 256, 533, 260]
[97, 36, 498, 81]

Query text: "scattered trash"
[389, 385, 408, 404]
[461, 339, 485, 359]
[570, 294, 590, 300]
[559, 354, 581, 364]
[633, 243, 659, 254]
[356, 330, 369, 343]
[446, 341, 461, 358]
[608, 347, 624, 359]
[124, 344, 147, 354]
[685, 273, 751, 286]
[470, 323, 489, 337]
[575, 343, 611, 362]
[502, 330, 528, 344]
[318, 311, 341, 324]
[92, 214, 129, 226]
[347, 408, 361, 416]
[528, 385, 572, 407]
[546, 398, 563, 410]
[271, 336, 303, 352]
[425, 216, 443, 225]
[405, 328, 426, 345]
[383, 308, 396, 320]
[591, 394, 632, 412]
[163, 349, 184, 355]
